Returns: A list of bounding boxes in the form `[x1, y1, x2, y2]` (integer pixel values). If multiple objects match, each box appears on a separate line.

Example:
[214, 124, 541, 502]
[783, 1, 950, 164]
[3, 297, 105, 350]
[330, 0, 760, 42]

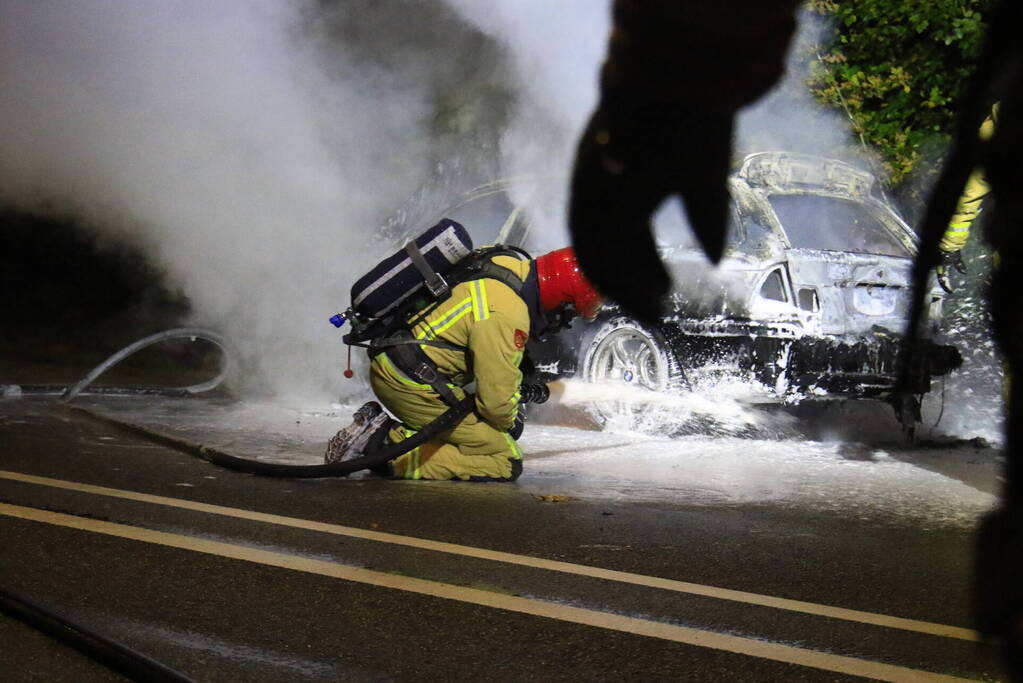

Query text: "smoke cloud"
[443, 7, 879, 248]
[441, 0, 609, 251]
[736, 12, 885, 173]
[0, 1, 504, 402]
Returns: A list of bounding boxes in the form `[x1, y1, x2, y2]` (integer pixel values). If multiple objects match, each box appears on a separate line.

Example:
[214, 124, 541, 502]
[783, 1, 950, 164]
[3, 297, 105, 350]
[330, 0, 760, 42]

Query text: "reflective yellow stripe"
[417, 298, 472, 340]
[413, 278, 491, 342]
[947, 224, 972, 231]
[503, 432, 523, 460]
[509, 350, 524, 410]
[471, 280, 489, 322]
[410, 448, 421, 480]
[401, 427, 422, 480]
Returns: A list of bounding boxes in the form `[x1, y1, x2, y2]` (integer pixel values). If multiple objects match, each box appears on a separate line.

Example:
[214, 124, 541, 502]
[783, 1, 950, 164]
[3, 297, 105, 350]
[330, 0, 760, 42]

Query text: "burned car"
[569, 152, 962, 429]
[381, 152, 961, 431]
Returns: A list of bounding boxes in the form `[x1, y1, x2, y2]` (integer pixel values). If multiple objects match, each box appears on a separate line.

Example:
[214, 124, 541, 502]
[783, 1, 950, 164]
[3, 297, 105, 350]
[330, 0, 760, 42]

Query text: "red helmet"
[534, 247, 604, 319]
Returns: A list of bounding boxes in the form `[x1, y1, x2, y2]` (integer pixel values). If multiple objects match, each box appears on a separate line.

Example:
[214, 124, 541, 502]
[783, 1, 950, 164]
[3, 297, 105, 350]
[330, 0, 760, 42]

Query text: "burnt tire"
[578, 316, 686, 428]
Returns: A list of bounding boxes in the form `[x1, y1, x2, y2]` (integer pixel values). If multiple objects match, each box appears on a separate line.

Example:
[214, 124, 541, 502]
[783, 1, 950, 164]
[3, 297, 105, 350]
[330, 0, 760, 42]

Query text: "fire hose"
[180, 394, 481, 478]
[85, 386, 552, 478]
[21, 329, 550, 477]
[2, 328, 232, 400]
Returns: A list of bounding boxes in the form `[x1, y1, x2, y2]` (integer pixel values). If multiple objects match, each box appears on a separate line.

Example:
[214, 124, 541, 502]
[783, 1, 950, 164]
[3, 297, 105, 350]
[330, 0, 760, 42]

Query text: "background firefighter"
[329, 245, 602, 482]
[937, 104, 998, 294]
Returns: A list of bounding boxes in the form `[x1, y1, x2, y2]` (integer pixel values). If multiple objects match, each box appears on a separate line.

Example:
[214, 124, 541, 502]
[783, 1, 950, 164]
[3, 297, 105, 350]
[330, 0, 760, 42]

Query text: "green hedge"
[807, 0, 993, 185]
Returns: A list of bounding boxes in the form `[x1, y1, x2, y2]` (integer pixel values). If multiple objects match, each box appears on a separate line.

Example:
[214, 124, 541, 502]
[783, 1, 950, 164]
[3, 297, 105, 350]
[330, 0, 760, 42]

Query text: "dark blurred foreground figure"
[568, 0, 800, 325]
[905, 1, 1023, 675]
[570, 0, 1021, 675]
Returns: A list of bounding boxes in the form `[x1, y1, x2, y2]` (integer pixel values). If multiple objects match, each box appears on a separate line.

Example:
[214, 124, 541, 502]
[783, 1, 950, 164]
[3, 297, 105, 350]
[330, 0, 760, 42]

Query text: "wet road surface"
[0, 396, 1008, 681]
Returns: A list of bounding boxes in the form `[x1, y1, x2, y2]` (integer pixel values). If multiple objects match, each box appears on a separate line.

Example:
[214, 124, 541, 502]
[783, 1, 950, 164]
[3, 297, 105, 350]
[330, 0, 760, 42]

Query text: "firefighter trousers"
[369, 360, 523, 481]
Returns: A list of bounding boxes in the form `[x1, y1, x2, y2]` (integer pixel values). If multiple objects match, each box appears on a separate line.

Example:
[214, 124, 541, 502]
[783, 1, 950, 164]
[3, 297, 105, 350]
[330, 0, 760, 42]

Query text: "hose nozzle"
[519, 383, 551, 405]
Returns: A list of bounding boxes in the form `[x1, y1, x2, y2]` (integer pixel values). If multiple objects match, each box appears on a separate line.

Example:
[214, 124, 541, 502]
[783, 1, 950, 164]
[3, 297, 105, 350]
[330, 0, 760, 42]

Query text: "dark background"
[1, 209, 192, 382]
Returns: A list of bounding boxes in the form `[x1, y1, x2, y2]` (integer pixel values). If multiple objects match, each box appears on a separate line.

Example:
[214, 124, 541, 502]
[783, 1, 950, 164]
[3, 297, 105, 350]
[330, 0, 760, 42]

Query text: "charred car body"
[572, 153, 963, 428]
[381, 152, 961, 429]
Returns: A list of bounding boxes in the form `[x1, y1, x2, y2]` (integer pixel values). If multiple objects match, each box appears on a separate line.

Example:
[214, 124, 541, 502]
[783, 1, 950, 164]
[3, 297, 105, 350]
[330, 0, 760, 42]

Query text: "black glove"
[509, 383, 551, 439]
[936, 250, 967, 293]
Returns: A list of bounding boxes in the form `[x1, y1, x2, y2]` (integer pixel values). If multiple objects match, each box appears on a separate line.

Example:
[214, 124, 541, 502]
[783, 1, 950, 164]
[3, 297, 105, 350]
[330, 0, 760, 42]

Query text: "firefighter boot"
[325, 402, 390, 464]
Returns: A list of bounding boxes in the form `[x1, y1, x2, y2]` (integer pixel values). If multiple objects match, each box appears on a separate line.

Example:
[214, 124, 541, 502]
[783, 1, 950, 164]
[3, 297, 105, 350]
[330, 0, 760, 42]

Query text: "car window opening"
[797, 287, 820, 312]
[760, 269, 788, 302]
[767, 194, 909, 257]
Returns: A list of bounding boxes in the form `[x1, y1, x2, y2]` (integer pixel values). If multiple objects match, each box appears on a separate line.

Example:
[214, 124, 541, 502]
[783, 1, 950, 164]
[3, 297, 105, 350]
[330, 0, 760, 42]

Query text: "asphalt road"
[0, 396, 1008, 682]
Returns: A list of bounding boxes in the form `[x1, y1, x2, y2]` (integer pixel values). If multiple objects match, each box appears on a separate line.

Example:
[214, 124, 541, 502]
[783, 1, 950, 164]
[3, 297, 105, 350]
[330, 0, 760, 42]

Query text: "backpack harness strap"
[373, 255, 527, 408]
[472, 261, 526, 296]
[404, 240, 450, 298]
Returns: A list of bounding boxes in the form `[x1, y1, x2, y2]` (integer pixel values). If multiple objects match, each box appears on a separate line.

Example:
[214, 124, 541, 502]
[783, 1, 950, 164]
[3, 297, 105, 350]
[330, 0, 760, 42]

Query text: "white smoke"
[442, 6, 880, 249]
[0, 1, 469, 402]
[441, 0, 609, 251]
[736, 11, 883, 174]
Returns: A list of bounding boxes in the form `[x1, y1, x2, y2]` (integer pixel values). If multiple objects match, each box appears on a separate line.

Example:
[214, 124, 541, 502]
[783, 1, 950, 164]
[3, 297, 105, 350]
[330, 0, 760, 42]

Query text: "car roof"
[735, 152, 878, 198]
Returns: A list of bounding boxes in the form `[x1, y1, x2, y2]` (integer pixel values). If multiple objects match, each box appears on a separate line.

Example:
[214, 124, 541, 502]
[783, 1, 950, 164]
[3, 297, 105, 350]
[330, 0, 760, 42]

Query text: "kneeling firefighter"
[326, 218, 603, 481]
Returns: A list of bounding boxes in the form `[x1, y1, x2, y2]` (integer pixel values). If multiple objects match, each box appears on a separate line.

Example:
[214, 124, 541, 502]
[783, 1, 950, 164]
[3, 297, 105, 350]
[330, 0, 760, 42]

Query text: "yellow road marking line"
[0, 470, 976, 642]
[0, 502, 978, 683]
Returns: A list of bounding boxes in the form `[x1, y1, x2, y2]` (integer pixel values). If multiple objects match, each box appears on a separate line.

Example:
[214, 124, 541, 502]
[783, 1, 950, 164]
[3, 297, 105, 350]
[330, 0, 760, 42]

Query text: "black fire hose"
[0, 585, 194, 682]
[126, 394, 480, 478]
[165, 381, 555, 477]
[107, 383, 552, 478]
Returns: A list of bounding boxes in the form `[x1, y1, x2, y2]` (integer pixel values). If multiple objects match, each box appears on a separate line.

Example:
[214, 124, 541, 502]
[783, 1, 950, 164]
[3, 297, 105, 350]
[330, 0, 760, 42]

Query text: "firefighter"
[327, 246, 602, 482]
[937, 105, 999, 293]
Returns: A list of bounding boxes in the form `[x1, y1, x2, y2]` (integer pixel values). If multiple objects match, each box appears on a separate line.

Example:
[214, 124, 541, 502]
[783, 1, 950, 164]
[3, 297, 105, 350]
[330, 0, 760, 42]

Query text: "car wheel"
[578, 317, 686, 427]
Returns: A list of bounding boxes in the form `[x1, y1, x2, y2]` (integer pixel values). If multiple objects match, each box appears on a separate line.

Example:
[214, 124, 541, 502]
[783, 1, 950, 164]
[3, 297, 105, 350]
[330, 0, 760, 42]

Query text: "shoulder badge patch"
[514, 329, 528, 349]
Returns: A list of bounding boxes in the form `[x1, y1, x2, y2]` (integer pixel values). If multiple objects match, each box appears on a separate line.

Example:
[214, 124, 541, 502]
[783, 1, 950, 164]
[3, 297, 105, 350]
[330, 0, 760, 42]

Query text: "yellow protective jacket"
[940, 104, 999, 253]
[378, 253, 531, 432]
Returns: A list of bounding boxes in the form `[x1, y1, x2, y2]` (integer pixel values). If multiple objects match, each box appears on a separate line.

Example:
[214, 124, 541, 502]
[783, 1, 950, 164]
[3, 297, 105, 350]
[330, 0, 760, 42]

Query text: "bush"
[807, 0, 993, 185]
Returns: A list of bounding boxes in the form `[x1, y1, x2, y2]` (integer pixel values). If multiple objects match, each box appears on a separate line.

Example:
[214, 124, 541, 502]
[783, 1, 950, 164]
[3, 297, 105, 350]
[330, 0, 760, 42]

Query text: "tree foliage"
[807, 0, 994, 185]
